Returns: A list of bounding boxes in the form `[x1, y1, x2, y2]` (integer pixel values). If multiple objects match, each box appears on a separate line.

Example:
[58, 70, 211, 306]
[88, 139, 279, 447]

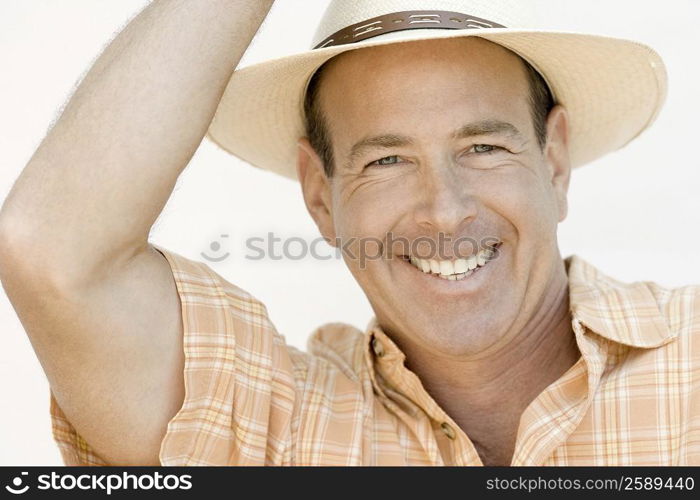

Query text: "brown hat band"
[313, 10, 507, 50]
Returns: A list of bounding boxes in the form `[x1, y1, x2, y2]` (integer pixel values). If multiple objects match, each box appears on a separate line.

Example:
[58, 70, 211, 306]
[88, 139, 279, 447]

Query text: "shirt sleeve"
[49, 243, 301, 466]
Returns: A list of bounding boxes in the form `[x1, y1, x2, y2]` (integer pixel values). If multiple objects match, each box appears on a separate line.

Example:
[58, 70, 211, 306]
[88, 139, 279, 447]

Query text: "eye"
[470, 144, 502, 154]
[366, 155, 403, 167]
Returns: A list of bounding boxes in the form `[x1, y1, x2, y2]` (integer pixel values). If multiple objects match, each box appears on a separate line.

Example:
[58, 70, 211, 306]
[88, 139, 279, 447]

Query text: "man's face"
[298, 37, 571, 357]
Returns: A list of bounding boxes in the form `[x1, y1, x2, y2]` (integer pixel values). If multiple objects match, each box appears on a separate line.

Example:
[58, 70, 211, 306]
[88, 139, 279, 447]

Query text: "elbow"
[0, 215, 113, 296]
[0, 215, 70, 292]
[0, 215, 29, 275]
[0, 216, 39, 289]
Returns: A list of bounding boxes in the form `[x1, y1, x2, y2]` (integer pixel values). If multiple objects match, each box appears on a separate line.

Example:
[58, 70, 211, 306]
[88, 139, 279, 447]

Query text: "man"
[0, 0, 697, 466]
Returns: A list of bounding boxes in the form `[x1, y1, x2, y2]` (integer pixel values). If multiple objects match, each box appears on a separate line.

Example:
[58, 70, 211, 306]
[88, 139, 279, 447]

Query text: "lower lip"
[398, 247, 501, 292]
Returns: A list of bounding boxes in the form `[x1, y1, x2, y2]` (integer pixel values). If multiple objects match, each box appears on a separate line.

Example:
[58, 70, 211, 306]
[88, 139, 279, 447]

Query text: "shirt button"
[372, 337, 385, 358]
[440, 422, 456, 440]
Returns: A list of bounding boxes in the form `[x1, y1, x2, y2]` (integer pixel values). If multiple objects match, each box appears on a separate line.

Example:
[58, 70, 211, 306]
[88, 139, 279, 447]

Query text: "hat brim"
[206, 27, 667, 181]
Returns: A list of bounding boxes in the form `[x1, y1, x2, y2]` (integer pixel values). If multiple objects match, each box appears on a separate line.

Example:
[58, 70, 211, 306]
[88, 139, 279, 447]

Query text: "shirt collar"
[565, 254, 677, 349]
[364, 254, 677, 371]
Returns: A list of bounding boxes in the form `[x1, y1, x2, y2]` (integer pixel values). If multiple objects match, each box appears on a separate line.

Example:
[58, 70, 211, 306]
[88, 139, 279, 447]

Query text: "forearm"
[0, 0, 273, 282]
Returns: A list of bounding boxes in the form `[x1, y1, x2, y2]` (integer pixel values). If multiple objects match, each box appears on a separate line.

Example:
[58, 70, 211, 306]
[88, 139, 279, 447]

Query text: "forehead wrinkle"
[322, 42, 533, 173]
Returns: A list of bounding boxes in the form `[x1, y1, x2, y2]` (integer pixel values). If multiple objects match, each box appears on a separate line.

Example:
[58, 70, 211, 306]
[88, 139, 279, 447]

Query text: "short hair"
[303, 48, 555, 178]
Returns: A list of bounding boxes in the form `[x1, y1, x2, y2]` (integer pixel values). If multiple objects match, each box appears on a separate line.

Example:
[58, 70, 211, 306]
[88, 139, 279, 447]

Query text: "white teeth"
[454, 258, 468, 273]
[439, 260, 454, 276]
[406, 243, 500, 279]
[429, 259, 440, 273]
[420, 259, 431, 273]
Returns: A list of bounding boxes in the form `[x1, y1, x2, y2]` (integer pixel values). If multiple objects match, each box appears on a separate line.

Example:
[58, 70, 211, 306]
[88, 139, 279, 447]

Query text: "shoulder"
[153, 243, 272, 321]
[152, 244, 371, 378]
[151, 243, 297, 372]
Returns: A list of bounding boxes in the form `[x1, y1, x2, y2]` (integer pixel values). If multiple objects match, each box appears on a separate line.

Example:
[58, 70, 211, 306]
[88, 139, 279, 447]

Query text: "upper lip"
[400, 241, 502, 261]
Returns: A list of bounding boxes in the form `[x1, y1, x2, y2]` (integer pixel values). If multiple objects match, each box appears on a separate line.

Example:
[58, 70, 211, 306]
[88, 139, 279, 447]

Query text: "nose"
[413, 163, 478, 235]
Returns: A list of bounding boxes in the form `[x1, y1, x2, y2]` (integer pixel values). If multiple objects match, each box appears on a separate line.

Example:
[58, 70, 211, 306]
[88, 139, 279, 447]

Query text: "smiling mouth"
[400, 242, 502, 281]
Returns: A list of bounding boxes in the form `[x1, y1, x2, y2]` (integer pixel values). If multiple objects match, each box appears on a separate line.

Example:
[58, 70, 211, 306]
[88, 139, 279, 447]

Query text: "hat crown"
[311, 0, 538, 48]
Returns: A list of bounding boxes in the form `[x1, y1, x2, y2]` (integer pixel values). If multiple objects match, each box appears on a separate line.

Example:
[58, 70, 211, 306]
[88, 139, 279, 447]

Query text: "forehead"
[315, 37, 532, 148]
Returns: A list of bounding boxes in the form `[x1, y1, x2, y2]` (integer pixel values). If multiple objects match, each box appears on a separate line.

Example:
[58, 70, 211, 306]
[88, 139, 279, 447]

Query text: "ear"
[543, 104, 572, 223]
[296, 137, 337, 246]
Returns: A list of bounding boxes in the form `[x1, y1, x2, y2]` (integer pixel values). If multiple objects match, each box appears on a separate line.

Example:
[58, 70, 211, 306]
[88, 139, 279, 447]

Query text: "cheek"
[476, 168, 558, 238]
[333, 179, 413, 276]
[334, 177, 412, 239]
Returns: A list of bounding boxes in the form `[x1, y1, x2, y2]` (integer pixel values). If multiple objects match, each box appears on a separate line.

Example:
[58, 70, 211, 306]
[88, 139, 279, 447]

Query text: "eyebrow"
[452, 119, 524, 142]
[347, 119, 525, 164]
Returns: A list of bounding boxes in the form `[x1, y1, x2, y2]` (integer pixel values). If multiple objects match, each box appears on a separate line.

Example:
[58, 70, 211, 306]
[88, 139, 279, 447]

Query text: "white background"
[0, 0, 698, 465]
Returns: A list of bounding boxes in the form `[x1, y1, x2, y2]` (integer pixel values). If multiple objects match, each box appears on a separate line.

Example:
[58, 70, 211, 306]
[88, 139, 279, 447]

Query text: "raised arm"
[0, 0, 274, 465]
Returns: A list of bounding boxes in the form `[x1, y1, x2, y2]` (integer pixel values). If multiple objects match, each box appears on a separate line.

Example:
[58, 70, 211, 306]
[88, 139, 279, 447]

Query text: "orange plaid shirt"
[49, 244, 700, 465]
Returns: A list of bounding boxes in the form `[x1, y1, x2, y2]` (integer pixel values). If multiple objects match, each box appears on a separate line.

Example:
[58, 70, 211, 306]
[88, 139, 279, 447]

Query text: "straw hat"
[205, 0, 667, 180]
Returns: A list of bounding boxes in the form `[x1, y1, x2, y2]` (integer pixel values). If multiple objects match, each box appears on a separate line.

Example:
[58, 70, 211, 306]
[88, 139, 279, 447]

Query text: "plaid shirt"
[49, 244, 700, 465]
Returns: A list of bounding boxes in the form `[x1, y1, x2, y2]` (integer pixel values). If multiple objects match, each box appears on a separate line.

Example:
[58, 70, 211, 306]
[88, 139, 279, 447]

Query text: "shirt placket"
[369, 330, 484, 465]
[510, 319, 609, 465]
